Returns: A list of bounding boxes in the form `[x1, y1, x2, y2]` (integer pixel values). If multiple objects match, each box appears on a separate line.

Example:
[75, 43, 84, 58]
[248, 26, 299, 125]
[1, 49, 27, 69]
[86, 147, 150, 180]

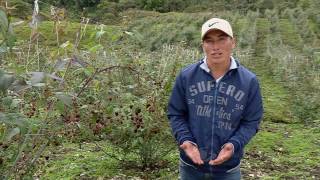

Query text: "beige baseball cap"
[201, 18, 233, 40]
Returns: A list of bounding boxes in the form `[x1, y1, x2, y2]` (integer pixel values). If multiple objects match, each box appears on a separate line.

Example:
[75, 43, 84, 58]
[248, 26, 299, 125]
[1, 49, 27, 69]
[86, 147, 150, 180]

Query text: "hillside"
[1, 8, 319, 179]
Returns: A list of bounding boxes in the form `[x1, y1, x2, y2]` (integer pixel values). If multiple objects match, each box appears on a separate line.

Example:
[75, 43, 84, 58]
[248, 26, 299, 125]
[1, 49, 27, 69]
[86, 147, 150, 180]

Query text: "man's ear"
[231, 37, 236, 49]
[199, 42, 204, 53]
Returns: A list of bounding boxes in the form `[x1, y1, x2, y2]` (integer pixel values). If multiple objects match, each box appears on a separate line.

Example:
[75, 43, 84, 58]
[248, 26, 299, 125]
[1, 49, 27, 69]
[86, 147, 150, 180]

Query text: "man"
[167, 18, 263, 179]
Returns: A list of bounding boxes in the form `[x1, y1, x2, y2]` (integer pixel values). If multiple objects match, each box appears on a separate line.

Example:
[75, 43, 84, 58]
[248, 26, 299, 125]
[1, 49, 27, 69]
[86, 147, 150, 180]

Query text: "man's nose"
[211, 42, 220, 50]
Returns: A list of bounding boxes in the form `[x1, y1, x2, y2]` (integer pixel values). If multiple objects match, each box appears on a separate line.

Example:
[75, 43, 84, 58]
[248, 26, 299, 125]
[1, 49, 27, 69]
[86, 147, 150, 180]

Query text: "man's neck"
[207, 58, 231, 80]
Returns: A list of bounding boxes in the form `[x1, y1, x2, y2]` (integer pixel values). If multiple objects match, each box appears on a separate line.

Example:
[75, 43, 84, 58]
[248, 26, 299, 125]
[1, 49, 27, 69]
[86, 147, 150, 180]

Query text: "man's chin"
[207, 57, 225, 62]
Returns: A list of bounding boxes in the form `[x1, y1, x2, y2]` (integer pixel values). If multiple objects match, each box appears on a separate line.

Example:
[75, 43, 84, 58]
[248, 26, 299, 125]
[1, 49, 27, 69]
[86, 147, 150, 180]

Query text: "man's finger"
[209, 156, 226, 165]
[182, 144, 204, 165]
[192, 155, 204, 165]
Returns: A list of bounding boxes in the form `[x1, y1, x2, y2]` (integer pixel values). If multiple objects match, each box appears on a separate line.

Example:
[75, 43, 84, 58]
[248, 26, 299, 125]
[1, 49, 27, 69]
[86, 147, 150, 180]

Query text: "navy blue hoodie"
[167, 57, 263, 173]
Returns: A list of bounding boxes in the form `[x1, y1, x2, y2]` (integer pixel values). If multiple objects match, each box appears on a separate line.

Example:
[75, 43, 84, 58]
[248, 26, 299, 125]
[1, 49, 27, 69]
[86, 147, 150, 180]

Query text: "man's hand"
[209, 143, 234, 165]
[180, 141, 204, 165]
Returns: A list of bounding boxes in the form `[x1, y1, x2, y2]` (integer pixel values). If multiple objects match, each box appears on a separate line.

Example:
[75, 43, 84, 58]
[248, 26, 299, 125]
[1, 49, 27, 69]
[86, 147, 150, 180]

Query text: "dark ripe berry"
[108, 97, 112, 101]
[115, 112, 119, 116]
[135, 108, 141, 115]
[45, 156, 49, 160]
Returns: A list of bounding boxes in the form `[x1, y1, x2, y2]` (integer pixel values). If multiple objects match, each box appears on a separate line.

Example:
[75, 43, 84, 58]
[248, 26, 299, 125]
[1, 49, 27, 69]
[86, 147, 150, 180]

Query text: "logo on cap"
[208, 22, 219, 27]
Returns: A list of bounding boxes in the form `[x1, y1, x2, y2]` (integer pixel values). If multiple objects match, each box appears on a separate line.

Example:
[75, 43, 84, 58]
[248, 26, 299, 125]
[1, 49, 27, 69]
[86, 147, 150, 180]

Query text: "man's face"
[202, 30, 235, 65]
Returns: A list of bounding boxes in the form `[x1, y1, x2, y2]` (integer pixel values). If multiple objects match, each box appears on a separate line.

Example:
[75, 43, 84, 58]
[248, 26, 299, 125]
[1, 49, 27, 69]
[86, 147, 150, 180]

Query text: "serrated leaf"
[80, 105, 88, 109]
[55, 92, 73, 106]
[54, 59, 68, 70]
[2, 96, 13, 106]
[0, 46, 8, 53]
[32, 83, 46, 87]
[76, 122, 81, 129]
[84, 66, 95, 76]
[0, 9, 9, 34]
[71, 56, 88, 67]
[124, 31, 133, 36]
[5, 127, 20, 141]
[0, 113, 29, 135]
[96, 31, 106, 39]
[0, 72, 15, 92]
[47, 73, 64, 82]
[30, 72, 45, 84]
[89, 44, 103, 53]
[11, 99, 22, 109]
[60, 41, 73, 49]
[55, 101, 65, 114]
[10, 79, 31, 92]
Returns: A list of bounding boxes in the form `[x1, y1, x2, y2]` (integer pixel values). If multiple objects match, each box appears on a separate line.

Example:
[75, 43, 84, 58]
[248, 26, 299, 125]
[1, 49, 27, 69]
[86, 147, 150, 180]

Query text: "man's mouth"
[210, 52, 222, 57]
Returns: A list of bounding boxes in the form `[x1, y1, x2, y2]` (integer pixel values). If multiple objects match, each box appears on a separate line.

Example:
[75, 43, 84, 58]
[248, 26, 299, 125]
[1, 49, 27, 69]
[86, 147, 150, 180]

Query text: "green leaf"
[0, 46, 8, 53]
[0, 70, 15, 92]
[60, 41, 74, 50]
[5, 127, 20, 142]
[10, 79, 31, 92]
[0, 9, 16, 49]
[89, 44, 103, 53]
[55, 101, 65, 114]
[30, 72, 45, 85]
[76, 122, 81, 129]
[2, 96, 13, 106]
[11, 99, 22, 109]
[0, 113, 29, 134]
[47, 73, 64, 82]
[55, 92, 73, 106]
[96, 31, 106, 40]
[54, 59, 68, 70]
[0, 9, 8, 35]
[32, 83, 46, 87]
[84, 66, 95, 76]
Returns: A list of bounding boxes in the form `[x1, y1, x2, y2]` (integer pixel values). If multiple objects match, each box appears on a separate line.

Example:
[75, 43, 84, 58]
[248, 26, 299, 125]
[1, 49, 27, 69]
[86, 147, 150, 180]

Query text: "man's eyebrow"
[218, 34, 228, 37]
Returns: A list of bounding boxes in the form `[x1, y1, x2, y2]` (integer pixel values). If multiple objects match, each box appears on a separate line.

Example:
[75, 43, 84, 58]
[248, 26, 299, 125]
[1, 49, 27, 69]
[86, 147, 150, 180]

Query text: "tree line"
[6, 0, 319, 15]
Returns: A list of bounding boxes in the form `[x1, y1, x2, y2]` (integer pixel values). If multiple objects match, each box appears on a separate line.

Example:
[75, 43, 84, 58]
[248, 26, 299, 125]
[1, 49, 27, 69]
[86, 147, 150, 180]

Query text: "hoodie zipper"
[210, 80, 219, 173]
[209, 71, 232, 173]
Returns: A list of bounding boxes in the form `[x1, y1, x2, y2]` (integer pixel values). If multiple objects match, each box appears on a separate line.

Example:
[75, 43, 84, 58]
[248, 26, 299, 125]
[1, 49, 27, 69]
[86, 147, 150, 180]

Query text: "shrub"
[7, 0, 32, 19]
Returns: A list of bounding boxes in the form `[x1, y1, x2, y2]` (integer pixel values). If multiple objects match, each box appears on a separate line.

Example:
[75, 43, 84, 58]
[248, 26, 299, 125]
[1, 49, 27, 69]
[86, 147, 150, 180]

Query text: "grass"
[36, 141, 180, 179]
[241, 14, 320, 180]
[36, 142, 120, 179]
[245, 122, 320, 179]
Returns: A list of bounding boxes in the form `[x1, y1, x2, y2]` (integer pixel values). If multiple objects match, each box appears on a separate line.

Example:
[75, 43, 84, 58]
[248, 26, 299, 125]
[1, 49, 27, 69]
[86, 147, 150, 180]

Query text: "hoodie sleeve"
[228, 77, 263, 154]
[167, 73, 196, 145]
